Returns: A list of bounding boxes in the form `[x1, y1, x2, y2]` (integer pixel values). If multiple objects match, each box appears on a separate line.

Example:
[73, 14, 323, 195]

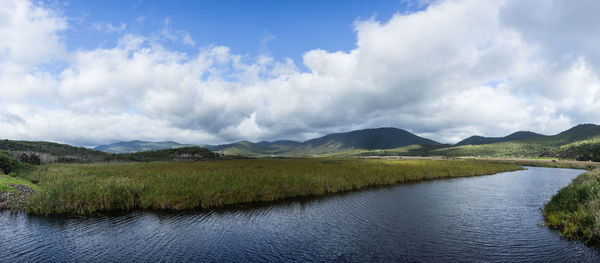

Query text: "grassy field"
[17, 158, 521, 215]
[544, 169, 600, 243]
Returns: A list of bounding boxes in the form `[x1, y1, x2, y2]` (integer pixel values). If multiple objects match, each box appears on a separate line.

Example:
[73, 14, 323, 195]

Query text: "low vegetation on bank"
[544, 169, 600, 243]
[0, 173, 38, 210]
[17, 159, 521, 215]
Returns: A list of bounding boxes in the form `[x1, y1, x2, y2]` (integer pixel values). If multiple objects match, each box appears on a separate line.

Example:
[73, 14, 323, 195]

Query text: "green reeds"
[544, 169, 600, 243]
[21, 159, 521, 215]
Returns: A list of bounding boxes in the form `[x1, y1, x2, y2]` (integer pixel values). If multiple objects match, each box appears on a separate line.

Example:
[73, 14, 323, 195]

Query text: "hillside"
[288, 128, 440, 156]
[211, 128, 440, 156]
[5, 123, 600, 160]
[434, 124, 600, 158]
[95, 140, 196, 154]
[105, 147, 222, 162]
[0, 139, 221, 163]
[0, 139, 107, 163]
[456, 131, 546, 146]
[208, 141, 302, 157]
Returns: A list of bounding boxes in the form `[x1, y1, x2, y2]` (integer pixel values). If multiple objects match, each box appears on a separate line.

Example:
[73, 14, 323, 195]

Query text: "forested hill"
[212, 128, 441, 156]
[455, 131, 546, 146]
[0, 139, 107, 163]
[433, 124, 600, 160]
[0, 140, 220, 164]
[95, 140, 196, 154]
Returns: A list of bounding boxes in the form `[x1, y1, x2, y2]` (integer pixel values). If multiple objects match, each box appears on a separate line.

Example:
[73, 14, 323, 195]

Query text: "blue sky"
[59, 0, 427, 66]
[1, 0, 600, 146]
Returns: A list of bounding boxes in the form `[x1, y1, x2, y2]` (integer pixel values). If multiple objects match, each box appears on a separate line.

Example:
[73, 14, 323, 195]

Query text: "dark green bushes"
[0, 151, 29, 174]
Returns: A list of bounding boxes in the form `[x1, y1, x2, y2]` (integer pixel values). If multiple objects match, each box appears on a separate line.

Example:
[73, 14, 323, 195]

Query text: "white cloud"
[92, 22, 126, 33]
[159, 18, 195, 46]
[0, 0, 67, 66]
[1, 0, 600, 146]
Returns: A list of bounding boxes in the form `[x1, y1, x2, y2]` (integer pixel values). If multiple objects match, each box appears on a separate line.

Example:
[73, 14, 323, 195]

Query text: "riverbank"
[15, 158, 521, 215]
[470, 157, 600, 170]
[373, 156, 600, 170]
[0, 174, 37, 210]
[543, 168, 600, 243]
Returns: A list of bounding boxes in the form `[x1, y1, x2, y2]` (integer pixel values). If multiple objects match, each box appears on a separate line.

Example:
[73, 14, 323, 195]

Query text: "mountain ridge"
[94, 140, 197, 154]
[456, 131, 546, 146]
[5, 123, 600, 160]
[211, 127, 440, 156]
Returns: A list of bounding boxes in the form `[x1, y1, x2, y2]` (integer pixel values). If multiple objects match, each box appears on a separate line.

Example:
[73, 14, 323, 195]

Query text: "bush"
[0, 151, 28, 174]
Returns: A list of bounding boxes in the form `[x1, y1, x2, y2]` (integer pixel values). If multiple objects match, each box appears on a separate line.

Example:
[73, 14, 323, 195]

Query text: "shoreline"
[0, 183, 35, 211]
[543, 168, 600, 244]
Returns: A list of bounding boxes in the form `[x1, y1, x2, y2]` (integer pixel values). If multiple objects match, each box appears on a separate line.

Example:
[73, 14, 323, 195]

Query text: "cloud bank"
[1, 0, 600, 146]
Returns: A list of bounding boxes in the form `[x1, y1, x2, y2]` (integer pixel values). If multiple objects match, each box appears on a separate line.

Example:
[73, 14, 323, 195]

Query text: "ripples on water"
[1, 167, 600, 262]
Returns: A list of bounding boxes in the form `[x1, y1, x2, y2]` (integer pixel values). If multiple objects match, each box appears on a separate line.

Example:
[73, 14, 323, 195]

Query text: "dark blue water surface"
[1, 167, 600, 262]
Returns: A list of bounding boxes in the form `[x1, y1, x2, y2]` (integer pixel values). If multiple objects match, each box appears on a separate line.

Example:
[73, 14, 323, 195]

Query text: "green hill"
[287, 128, 440, 156]
[434, 124, 600, 158]
[209, 140, 302, 157]
[95, 140, 196, 153]
[211, 128, 440, 156]
[5, 123, 600, 160]
[0, 139, 107, 163]
[0, 139, 221, 163]
[456, 131, 546, 146]
[105, 147, 222, 162]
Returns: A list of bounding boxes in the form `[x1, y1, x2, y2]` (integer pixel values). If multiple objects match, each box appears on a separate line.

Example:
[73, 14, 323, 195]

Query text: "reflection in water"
[1, 167, 600, 262]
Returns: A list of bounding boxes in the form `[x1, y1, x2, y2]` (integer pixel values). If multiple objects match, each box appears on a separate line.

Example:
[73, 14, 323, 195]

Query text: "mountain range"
[455, 131, 546, 146]
[94, 140, 196, 154]
[95, 127, 442, 156]
[4, 124, 600, 162]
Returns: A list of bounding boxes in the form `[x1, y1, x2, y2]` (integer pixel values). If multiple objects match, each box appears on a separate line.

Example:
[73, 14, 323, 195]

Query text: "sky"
[1, 0, 600, 146]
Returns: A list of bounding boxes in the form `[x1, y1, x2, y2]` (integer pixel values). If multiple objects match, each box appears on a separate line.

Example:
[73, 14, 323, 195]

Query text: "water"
[1, 167, 599, 262]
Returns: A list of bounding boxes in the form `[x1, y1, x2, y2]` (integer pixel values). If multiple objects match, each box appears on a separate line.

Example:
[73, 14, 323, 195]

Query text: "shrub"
[0, 151, 28, 174]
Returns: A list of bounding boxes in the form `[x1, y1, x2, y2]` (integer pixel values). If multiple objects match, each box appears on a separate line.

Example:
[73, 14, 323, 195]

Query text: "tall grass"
[544, 169, 600, 243]
[20, 159, 521, 215]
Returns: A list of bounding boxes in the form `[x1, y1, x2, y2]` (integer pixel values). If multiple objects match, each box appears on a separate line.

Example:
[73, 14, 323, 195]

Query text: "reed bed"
[20, 158, 521, 215]
[544, 168, 600, 243]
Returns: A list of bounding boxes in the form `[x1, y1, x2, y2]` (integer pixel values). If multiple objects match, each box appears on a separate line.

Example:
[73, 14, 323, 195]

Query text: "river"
[1, 166, 599, 262]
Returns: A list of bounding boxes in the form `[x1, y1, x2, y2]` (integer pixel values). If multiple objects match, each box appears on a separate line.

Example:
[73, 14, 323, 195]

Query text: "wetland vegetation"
[13, 158, 521, 215]
[544, 168, 600, 243]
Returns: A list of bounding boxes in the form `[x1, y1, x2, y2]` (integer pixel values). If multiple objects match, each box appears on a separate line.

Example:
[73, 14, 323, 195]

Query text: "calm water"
[1, 167, 599, 262]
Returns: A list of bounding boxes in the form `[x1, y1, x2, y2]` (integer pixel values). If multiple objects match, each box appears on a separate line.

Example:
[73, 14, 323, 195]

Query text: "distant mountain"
[211, 127, 440, 156]
[287, 127, 440, 155]
[104, 147, 222, 162]
[207, 140, 302, 156]
[456, 131, 546, 146]
[554, 124, 600, 142]
[435, 124, 600, 158]
[95, 140, 196, 154]
[7, 123, 600, 161]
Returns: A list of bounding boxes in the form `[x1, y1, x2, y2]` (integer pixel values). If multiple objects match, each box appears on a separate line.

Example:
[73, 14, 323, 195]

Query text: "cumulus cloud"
[1, 0, 600, 146]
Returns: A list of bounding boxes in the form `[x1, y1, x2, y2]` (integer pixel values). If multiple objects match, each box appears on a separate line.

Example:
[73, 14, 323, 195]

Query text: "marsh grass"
[544, 169, 600, 243]
[20, 159, 521, 215]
